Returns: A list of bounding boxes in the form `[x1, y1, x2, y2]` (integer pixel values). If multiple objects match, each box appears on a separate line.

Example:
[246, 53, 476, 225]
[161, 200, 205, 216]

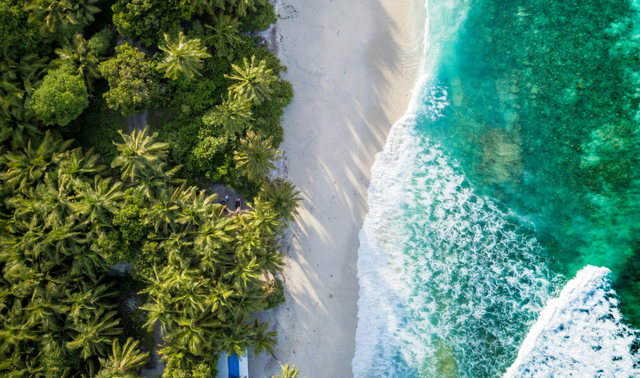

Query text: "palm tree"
[219, 322, 254, 356]
[66, 309, 122, 359]
[56, 146, 105, 183]
[170, 317, 212, 355]
[112, 127, 169, 183]
[252, 319, 277, 355]
[233, 131, 281, 181]
[158, 344, 197, 372]
[139, 299, 175, 333]
[226, 56, 277, 104]
[0, 131, 71, 191]
[25, 282, 67, 332]
[70, 245, 109, 279]
[204, 14, 244, 59]
[71, 176, 124, 227]
[272, 363, 304, 378]
[25, 0, 100, 34]
[158, 32, 211, 81]
[0, 302, 37, 354]
[134, 161, 183, 200]
[232, 0, 266, 17]
[192, 0, 215, 14]
[176, 188, 216, 233]
[0, 106, 41, 150]
[206, 283, 234, 314]
[231, 289, 266, 319]
[53, 33, 101, 91]
[230, 257, 261, 291]
[26, 0, 67, 34]
[65, 281, 116, 322]
[244, 207, 282, 237]
[96, 338, 150, 378]
[61, 0, 101, 26]
[194, 215, 236, 250]
[0, 54, 49, 85]
[257, 179, 302, 223]
[147, 186, 183, 234]
[203, 92, 253, 135]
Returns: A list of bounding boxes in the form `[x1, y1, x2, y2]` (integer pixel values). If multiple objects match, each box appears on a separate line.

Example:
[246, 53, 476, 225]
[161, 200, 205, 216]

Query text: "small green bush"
[264, 279, 286, 309]
[113, 189, 149, 249]
[112, 0, 193, 46]
[88, 28, 114, 56]
[171, 77, 218, 114]
[99, 43, 166, 116]
[31, 67, 89, 126]
[0, 0, 45, 59]
[97, 230, 134, 265]
[239, 3, 277, 33]
[131, 240, 168, 280]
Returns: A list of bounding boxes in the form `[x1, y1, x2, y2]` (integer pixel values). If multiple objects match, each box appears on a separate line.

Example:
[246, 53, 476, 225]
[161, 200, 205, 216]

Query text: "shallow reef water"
[354, 0, 640, 376]
[431, 0, 640, 324]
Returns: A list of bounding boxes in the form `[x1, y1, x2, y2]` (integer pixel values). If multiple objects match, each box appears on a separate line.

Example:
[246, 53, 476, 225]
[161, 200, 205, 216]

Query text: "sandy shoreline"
[251, 0, 420, 376]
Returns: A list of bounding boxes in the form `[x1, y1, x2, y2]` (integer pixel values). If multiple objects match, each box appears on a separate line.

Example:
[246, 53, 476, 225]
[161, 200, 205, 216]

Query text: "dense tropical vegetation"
[0, 0, 301, 376]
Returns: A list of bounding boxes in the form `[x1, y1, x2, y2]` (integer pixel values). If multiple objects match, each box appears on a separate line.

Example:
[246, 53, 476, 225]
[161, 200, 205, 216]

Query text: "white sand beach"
[251, 0, 420, 376]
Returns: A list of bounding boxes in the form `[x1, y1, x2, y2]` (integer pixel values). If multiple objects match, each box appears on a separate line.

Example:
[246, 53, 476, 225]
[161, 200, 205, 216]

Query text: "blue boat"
[216, 352, 249, 378]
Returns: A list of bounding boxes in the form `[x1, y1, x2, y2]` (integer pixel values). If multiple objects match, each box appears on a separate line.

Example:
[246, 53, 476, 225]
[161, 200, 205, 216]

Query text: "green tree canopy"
[272, 363, 304, 378]
[30, 66, 88, 126]
[53, 33, 101, 91]
[111, 127, 170, 183]
[231, 0, 266, 17]
[25, 0, 101, 34]
[257, 179, 302, 224]
[96, 338, 150, 378]
[112, 0, 193, 47]
[234, 131, 281, 181]
[158, 32, 211, 81]
[226, 55, 277, 104]
[98, 43, 164, 116]
[202, 92, 254, 136]
[204, 13, 243, 60]
[0, 53, 47, 147]
[87, 28, 114, 57]
[0, 0, 45, 59]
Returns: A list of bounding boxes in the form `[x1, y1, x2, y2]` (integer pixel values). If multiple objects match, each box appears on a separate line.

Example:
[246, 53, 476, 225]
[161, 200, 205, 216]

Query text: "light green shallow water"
[432, 0, 640, 322]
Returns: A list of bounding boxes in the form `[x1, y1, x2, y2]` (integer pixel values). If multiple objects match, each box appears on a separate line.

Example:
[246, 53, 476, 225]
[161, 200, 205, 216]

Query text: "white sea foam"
[353, 115, 558, 376]
[504, 266, 640, 378]
[353, 0, 559, 375]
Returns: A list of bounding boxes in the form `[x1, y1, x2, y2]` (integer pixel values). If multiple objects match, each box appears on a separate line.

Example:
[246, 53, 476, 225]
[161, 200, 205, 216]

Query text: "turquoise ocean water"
[353, 0, 640, 376]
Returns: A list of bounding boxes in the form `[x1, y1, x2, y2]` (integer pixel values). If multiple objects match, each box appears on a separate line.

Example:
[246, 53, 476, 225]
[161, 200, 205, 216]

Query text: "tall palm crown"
[272, 363, 305, 378]
[25, 0, 101, 34]
[226, 55, 277, 104]
[232, 0, 267, 17]
[112, 127, 170, 183]
[0, 54, 48, 87]
[204, 13, 244, 59]
[54, 33, 101, 91]
[202, 92, 254, 135]
[257, 179, 302, 223]
[192, 0, 215, 14]
[158, 32, 211, 81]
[0, 55, 48, 147]
[71, 176, 124, 227]
[65, 309, 122, 359]
[233, 131, 281, 181]
[61, 0, 101, 26]
[96, 338, 150, 378]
